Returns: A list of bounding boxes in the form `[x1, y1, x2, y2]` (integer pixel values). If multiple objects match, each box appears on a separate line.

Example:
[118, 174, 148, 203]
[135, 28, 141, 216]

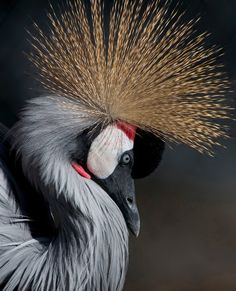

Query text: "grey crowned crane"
[0, 0, 231, 290]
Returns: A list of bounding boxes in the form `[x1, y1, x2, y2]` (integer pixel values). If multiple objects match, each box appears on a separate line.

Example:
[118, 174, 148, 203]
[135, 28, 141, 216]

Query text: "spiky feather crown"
[29, 0, 231, 154]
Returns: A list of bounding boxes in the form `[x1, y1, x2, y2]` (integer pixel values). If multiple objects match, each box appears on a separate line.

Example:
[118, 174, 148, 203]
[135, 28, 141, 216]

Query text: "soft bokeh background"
[0, 1, 236, 290]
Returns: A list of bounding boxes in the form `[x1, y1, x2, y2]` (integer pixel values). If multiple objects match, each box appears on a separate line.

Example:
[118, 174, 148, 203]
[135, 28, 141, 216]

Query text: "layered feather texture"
[30, 0, 231, 153]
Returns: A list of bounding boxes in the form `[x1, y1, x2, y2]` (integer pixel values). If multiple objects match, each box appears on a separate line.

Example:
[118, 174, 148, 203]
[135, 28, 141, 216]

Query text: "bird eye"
[120, 153, 131, 165]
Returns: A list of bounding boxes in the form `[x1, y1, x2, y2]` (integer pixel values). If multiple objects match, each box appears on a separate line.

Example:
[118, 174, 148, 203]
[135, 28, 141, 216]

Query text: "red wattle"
[71, 162, 91, 179]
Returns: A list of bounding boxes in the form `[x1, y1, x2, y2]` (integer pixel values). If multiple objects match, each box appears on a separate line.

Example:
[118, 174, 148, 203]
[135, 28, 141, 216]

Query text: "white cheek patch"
[87, 125, 134, 179]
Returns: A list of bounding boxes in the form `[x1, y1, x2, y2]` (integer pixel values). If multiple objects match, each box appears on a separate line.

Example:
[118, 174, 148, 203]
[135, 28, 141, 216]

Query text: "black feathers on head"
[132, 129, 165, 179]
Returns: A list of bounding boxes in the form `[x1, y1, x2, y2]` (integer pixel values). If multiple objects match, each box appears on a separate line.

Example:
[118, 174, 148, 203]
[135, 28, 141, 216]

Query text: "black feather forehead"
[29, 0, 232, 154]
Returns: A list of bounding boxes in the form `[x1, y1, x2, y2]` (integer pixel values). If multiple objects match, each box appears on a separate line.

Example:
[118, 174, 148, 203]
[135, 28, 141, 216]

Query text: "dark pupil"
[122, 154, 130, 164]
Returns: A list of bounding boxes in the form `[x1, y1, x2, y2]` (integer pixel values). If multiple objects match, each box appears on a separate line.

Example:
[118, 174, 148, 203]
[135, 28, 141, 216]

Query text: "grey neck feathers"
[4, 96, 129, 291]
[42, 184, 129, 291]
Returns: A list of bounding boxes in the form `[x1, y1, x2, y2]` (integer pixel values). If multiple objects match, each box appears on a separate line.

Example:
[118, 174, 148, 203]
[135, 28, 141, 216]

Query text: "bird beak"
[109, 191, 141, 236]
[93, 174, 141, 237]
[91, 164, 140, 237]
[114, 188, 140, 237]
[124, 197, 140, 237]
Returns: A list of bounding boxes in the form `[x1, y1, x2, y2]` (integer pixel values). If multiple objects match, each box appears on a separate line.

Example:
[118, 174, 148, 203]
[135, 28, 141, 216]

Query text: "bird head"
[70, 122, 164, 236]
[71, 122, 140, 236]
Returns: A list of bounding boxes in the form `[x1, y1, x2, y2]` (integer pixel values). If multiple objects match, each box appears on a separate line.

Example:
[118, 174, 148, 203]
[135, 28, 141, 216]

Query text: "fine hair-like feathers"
[30, 0, 232, 154]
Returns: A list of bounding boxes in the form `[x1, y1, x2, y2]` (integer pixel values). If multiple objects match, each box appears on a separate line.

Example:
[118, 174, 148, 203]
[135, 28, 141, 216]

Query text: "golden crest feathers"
[29, 0, 232, 154]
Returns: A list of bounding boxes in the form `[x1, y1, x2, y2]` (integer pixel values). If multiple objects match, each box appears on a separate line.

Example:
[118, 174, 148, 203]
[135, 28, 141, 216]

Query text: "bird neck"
[45, 185, 129, 291]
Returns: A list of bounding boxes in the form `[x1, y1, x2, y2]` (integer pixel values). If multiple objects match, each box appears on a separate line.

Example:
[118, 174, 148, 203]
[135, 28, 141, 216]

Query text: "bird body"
[0, 0, 232, 290]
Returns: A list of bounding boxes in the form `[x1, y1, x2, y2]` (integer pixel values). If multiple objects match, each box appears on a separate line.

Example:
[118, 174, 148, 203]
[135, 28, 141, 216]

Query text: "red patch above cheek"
[116, 122, 136, 141]
[71, 162, 91, 179]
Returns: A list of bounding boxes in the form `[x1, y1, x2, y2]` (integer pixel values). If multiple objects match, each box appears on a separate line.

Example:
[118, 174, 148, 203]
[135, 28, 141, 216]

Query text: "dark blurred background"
[0, 1, 236, 290]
